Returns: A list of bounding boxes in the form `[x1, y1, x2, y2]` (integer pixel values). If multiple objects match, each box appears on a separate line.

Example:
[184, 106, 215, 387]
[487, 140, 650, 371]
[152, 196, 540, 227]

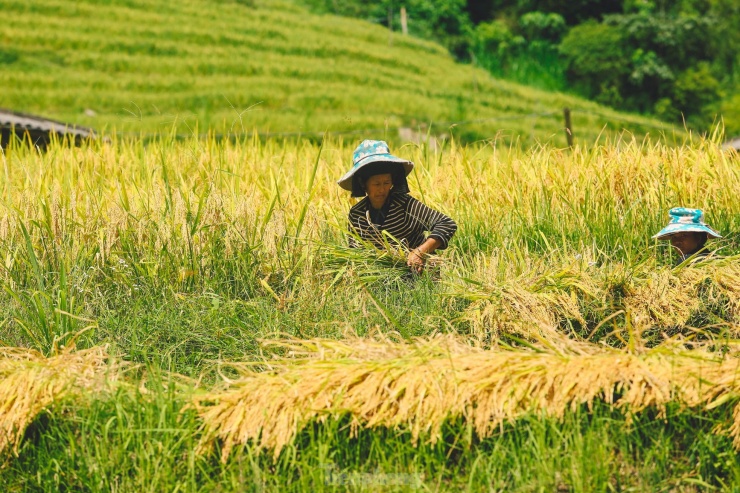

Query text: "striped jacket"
[347, 192, 457, 250]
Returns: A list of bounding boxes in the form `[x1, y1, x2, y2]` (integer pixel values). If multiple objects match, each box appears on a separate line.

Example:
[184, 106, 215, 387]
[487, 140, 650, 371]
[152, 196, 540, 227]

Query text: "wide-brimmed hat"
[652, 207, 722, 239]
[337, 140, 414, 197]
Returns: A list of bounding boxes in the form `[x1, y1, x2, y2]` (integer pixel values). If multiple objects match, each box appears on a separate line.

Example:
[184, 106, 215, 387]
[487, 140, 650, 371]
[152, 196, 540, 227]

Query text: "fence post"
[563, 107, 574, 148]
[400, 7, 408, 35]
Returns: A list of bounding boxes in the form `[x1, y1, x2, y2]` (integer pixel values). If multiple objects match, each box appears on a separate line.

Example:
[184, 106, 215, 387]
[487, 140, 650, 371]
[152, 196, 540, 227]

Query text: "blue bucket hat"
[337, 140, 414, 197]
[652, 207, 722, 240]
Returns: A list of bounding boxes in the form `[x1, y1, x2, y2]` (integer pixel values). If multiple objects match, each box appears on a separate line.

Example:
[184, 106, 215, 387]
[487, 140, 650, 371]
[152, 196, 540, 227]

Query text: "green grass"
[4, 391, 739, 492]
[0, 0, 680, 145]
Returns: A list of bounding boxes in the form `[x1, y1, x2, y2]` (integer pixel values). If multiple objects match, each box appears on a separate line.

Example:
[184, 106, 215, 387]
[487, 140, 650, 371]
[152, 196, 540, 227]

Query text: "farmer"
[653, 207, 722, 263]
[337, 139, 457, 273]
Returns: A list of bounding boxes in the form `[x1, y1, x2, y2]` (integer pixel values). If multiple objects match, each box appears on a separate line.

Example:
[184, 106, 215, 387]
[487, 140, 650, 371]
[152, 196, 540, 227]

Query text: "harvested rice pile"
[192, 335, 740, 461]
[455, 256, 740, 342]
[0, 345, 112, 457]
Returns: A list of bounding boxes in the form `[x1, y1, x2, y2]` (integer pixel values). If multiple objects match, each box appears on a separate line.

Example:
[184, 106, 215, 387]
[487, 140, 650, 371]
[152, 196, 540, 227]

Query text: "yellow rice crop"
[453, 253, 740, 344]
[452, 255, 599, 341]
[0, 345, 113, 457]
[192, 335, 740, 461]
[623, 257, 740, 335]
[698, 260, 740, 325]
[0, 135, 738, 283]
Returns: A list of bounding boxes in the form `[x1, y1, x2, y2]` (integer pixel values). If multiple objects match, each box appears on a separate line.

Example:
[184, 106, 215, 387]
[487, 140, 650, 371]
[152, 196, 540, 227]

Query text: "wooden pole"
[563, 107, 574, 148]
[400, 7, 408, 35]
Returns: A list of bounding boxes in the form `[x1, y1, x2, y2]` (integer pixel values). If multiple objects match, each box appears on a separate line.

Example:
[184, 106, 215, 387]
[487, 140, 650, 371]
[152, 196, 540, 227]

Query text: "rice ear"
[0, 345, 113, 458]
[191, 335, 740, 462]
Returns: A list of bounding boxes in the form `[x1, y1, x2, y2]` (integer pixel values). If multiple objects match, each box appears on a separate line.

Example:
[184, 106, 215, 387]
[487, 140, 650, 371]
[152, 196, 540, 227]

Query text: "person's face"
[365, 173, 393, 208]
[668, 232, 707, 257]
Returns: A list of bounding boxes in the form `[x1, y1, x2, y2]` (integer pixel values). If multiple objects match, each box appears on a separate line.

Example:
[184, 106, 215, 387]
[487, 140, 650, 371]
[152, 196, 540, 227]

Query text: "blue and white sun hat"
[337, 140, 414, 197]
[652, 207, 722, 240]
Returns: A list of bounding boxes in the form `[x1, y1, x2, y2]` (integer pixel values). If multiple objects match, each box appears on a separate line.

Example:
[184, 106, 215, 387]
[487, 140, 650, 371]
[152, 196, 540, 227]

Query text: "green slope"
[1, 0, 679, 145]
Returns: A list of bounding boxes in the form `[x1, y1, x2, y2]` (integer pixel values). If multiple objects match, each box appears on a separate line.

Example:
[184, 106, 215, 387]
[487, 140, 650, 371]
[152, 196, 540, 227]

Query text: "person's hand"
[407, 248, 425, 273]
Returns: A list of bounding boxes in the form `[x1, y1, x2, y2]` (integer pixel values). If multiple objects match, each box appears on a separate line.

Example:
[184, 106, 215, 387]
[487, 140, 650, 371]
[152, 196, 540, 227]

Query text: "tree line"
[300, 0, 740, 136]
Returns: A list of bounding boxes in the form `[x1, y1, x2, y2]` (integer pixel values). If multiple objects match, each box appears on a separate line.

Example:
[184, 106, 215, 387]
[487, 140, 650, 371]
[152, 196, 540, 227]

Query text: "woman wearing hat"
[337, 140, 457, 273]
[653, 207, 722, 262]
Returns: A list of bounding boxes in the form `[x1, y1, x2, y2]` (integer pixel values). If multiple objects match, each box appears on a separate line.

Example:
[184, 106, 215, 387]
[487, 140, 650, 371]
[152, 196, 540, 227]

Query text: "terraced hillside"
[1, 0, 677, 144]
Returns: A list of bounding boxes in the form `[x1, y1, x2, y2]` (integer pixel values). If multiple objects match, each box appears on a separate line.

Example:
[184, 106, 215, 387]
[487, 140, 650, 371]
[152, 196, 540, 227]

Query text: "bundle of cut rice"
[0, 345, 112, 457]
[192, 335, 740, 461]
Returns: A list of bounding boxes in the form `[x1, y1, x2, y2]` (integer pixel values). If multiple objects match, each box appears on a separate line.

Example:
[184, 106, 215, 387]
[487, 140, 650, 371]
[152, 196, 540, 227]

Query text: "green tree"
[464, 0, 622, 26]
[558, 22, 627, 104]
[472, 11, 566, 90]
[671, 63, 722, 129]
[559, 9, 723, 129]
[519, 11, 566, 42]
[604, 12, 713, 73]
[300, 0, 473, 59]
[705, 0, 740, 83]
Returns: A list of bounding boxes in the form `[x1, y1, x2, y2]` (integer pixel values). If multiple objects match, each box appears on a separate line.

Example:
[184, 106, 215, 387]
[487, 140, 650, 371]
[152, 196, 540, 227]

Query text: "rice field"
[1, 133, 740, 491]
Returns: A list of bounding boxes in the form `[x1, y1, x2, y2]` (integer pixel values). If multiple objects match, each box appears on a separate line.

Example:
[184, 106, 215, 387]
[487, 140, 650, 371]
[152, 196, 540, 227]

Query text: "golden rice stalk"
[705, 260, 740, 328]
[463, 286, 585, 343]
[317, 240, 411, 286]
[622, 268, 704, 332]
[192, 335, 740, 462]
[622, 259, 740, 336]
[730, 402, 740, 449]
[454, 261, 598, 343]
[0, 345, 112, 457]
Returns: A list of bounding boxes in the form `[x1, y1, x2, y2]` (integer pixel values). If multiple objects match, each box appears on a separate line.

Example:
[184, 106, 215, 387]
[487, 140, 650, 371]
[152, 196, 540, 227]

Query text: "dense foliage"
[302, 0, 740, 135]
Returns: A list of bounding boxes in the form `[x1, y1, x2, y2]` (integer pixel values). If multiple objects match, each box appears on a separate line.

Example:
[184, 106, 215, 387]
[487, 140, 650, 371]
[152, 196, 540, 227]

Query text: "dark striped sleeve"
[405, 196, 457, 249]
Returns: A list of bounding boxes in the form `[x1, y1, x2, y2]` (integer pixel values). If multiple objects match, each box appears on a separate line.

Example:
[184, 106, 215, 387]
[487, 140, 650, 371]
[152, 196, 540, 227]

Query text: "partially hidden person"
[653, 207, 722, 263]
[337, 140, 457, 273]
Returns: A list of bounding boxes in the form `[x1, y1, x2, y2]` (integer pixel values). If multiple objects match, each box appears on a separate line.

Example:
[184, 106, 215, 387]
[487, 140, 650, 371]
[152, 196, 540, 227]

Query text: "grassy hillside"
[0, 0, 680, 145]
